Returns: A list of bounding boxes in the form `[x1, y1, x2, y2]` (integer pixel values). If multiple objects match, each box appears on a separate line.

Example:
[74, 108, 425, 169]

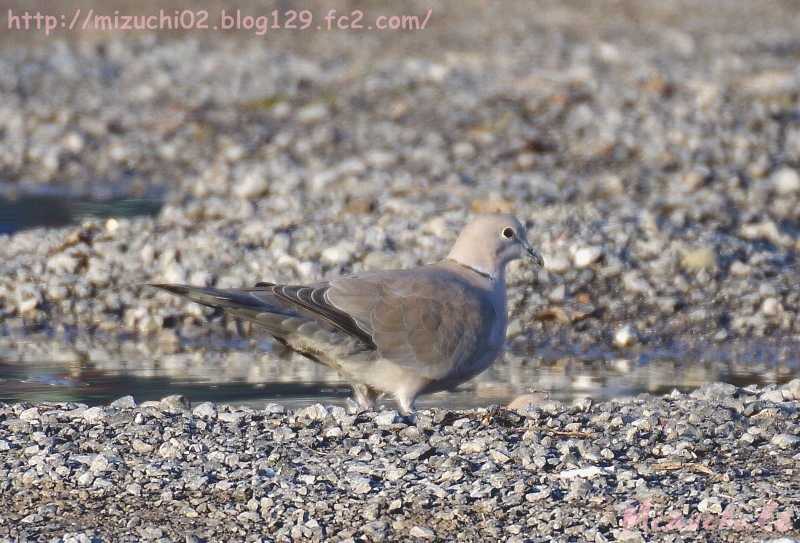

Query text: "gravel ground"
[1, 381, 799, 542]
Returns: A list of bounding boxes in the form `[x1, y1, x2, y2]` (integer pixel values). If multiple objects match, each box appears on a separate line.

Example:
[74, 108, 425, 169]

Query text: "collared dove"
[150, 213, 543, 414]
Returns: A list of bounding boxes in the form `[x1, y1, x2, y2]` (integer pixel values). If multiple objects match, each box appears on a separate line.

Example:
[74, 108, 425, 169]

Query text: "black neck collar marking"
[446, 258, 494, 280]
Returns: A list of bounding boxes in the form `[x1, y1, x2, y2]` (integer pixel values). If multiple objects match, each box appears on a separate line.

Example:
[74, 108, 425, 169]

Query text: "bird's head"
[448, 213, 543, 279]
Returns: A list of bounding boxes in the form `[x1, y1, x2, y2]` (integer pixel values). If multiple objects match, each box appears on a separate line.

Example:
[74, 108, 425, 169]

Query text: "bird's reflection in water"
[1, 336, 798, 408]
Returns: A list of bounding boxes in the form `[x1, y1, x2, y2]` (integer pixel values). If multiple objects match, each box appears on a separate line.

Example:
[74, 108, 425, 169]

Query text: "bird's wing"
[149, 282, 375, 349]
[151, 265, 497, 380]
[325, 266, 497, 380]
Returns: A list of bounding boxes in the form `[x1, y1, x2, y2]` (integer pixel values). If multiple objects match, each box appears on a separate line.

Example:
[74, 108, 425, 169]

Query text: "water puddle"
[1, 336, 798, 409]
[0, 192, 162, 234]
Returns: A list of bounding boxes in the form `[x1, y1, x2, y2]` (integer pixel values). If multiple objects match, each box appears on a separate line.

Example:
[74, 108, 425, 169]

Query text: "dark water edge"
[0, 193, 162, 234]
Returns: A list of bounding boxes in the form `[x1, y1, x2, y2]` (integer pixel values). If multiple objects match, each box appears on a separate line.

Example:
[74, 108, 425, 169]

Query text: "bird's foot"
[345, 398, 363, 415]
[395, 394, 416, 420]
[350, 383, 380, 414]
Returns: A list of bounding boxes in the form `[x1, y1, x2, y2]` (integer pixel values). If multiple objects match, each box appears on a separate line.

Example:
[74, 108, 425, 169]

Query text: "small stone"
[16, 285, 42, 313]
[218, 411, 245, 424]
[138, 527, 164, 540]
[781, 379, 800, 401]
[385, 467, 406, 481]
[365, 150, 397, 168]
[297, 404, 329, 421]
[158, 441, 181, 459]
[460, 439, 487, 454]
[192, 402, 218, 419]
[82, 407, 106, 424]
[691, 382, 739, 400]
[558, 466, 609, 480]
[548, 284, 566, 303]
[682, 168, 708, 191]
[453, 141, 475, 159]
[409, 526, 435, 540]
[471, 198, 514, 214]
[344, 197, 377, 215]
[730, 261, 751, 276]
[374, 410, 399, 426]
[608, 358, 632, 373]
[771, 434, 800, 449]
[19, 407, 40, 421]
[507, 392, 550, 412]
[77, 471, 94, 487]
[614, 324, 638, 348]
[771, 167, 800, 195]
[742, 70, 796, 96]
[761, 297, 783, 317]
[489, 449, 512, 464]
[132, 439, 154, 454]
[760, 389, 785, 403]
[402, 444, 433, 461]
[92, 478, 112, 490]
[159, 395, 190, 411]
[321, 242, 356, 266]
[612, 528, 646, 543]
[544, 253, 571, 273]
[296, 103, 329, 123]
[110, 396, 136, 409]
[90, 454, 109, 473]
[264, 403, 286, 415]
[234, 169, 269, 199]
[697, 497, 723, 514]
[350, 477, 372, 495]
[680, 246, 716, 271]
[571, 246, 603, 267]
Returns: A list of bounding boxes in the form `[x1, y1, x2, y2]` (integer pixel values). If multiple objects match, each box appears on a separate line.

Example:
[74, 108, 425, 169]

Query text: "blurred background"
[1, 0, 800, 408]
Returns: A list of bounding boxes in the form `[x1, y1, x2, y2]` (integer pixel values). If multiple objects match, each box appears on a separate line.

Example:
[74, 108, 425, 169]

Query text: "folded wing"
[151, 266, 494, 380]
[326, 267, 495, 380]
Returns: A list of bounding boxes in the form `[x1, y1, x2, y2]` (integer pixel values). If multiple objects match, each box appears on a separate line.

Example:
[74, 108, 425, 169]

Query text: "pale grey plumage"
[150, 213, 543, 414]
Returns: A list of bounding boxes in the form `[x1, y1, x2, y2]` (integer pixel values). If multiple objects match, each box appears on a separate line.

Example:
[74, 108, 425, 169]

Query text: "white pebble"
[544, 253, 571, 273]
[234, 169, 269, 199]
[614, 324, 638, 348]
[761, 297, 782, 317]
[771, 167, 800, 195]
[571, 246, 603, 267]
[321, 242, 355, 266]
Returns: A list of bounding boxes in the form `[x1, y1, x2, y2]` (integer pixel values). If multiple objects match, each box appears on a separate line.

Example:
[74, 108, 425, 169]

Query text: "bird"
[149, 213, 543, 414]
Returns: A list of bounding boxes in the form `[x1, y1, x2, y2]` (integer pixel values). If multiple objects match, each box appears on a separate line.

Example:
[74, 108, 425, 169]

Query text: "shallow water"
[0, 192, 162, 234]
[2, 337, 798, 409]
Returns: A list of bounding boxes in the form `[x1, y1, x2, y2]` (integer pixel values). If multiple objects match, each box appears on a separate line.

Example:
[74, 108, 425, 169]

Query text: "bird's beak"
[522, 239, 544, 268]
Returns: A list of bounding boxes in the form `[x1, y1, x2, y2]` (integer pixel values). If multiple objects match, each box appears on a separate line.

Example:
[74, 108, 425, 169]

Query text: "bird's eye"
[501, 227, 515, 239]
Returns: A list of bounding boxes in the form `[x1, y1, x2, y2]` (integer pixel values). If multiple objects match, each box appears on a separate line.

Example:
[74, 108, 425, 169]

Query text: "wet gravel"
[1, 381, 799, 541]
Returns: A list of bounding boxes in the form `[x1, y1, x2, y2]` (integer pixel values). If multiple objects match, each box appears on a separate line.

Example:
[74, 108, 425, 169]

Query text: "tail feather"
[147, 283, 266, 311]
[148, 283, 302, 337]
[147, 283, 371, 366]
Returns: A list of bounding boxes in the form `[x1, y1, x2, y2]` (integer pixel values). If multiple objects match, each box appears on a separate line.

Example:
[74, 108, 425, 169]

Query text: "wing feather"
[151, 263, 497, 381]
[326, 267, 496, 380]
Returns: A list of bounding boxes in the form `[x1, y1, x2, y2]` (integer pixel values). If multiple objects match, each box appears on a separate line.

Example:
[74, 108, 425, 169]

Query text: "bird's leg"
[395, 394, 417, 424]
[351, 383, 380, 412]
